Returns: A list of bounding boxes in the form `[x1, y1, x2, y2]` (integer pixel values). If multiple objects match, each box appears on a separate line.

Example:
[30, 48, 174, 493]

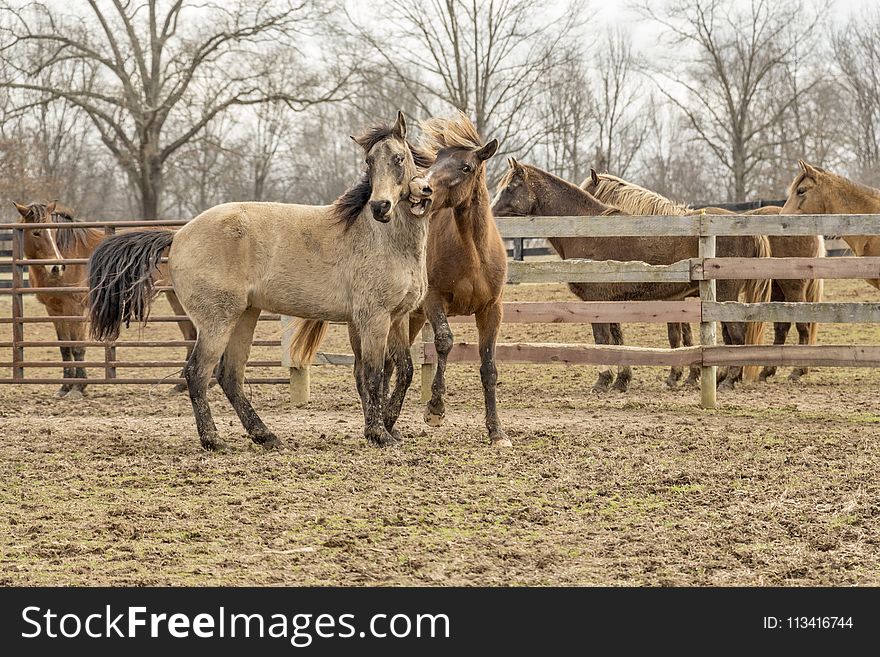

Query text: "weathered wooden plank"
[423, 342, 702, 366]
[495, 214, 699, 237]
[703, 301, 880, 323]
[703, 213, 880, 236]
[699, 233, 717, 409]
[507, 259, 693, 284]
[446, 301, 701, 324]
[695, 257, 880, 280]
[703, 344, 880, 367]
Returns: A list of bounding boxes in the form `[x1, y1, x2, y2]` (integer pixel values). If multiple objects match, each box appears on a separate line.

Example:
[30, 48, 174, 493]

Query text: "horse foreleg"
[383, 317, 414, 441]
[424, 298, 452, 427]
[681, 323, 700, 387]
[476, 302, 510, 447]
[217, 307, 279, 450]
[67, 319, 87, 397]
[591, 323, 613, 392]
[718, 321, 746, 389]
[355, 313, 396, 447]
[609, 322, 631, 392]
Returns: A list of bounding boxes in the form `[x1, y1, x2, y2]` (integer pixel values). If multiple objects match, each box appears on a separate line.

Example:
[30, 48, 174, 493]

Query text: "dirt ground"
[1, 279, 878, 586]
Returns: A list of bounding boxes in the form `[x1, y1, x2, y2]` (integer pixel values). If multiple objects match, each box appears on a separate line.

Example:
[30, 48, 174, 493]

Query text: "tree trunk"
[139, 156, 163, 220]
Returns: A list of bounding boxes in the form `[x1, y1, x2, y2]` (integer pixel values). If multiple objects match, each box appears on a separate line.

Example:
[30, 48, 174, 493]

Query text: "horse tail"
[742, 234, 772, 382]
[288, 319, 329, 368]
[805, 236, 826, 346]
[87, 230, 175, 341]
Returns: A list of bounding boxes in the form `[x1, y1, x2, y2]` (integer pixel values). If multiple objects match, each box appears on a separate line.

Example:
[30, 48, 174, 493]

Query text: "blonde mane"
[591, 173, 691, 216]
[420, 111, 483, 157]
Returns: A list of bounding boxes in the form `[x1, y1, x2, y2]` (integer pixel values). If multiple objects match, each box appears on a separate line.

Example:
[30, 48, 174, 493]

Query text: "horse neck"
[57, 226, 105, 258]
[827, 176, 880, 213]
[452, 177, 497, 248]
[532, 171, 615, 217]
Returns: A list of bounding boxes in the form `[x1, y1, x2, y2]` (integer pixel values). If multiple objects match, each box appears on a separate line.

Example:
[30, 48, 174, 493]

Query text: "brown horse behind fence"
[575, 169, 771, 389]
[12, 201, 197, 397]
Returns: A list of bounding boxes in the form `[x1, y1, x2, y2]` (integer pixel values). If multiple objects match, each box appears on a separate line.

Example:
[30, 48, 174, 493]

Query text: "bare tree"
[0, 1, 352, 218]
[638, 0, 827, 201]
[350, 0, 579, 162]
[833, 8, 880, 186]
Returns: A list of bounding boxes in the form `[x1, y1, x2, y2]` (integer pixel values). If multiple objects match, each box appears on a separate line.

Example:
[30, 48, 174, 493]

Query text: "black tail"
[88, 230, 175, 341]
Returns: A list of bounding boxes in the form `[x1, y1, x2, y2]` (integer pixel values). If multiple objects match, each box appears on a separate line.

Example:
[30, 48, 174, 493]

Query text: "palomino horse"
[495, 161, 771, 390]
[290, 113, 509, 447]
[583, 170, 823, 384]
[88, 112, 433, 451]
[782, 160, 880, 288]
[13, 201, 198, 397]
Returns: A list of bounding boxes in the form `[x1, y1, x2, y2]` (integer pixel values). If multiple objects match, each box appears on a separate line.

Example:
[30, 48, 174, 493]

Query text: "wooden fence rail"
[4, 214, 880, 409]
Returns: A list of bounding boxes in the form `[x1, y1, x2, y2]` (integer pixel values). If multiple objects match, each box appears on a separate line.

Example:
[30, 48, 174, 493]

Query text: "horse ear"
[46, 201, 56, 214]
[798, 159, 820, 177]
[476, 138, 499, 162]
[13, 202, 28, 217]
[590, 168, 599, 186]
[393, 110, 406, 139]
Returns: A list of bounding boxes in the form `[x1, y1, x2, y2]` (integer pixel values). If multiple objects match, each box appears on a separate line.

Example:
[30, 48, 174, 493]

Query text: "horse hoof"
[55, 388, 69, 399]
[717, 380, 736, 391]
[200, 433, 229, 452]
[683, 378, 700, 389]
[253, 433, 282, 450]
[172, 383, 188, 394]
[424, 409, 444, 427]
[612, 380, 629, 393]
[64, 389, 84, 401]
[787, 371, 803, 382]
[369, 431, 401, 448]
[490, 434, 512, 448]
[665, 379, 679, 390]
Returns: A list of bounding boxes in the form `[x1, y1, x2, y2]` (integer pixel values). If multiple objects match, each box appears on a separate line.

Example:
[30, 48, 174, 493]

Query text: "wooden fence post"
[103, 225, 117, 380]
[420, 321, 435, 403]
[11, 227, 23, 380]
[699, 214, 717, 409]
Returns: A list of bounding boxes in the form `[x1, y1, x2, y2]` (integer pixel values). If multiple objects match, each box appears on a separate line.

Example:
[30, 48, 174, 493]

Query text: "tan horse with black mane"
[290, 113, 510, 447]
[12, 201, 197, 397]
[88, 112, 433, 451]
[494, 161, 770, 390]
[583, 170, 823, 384]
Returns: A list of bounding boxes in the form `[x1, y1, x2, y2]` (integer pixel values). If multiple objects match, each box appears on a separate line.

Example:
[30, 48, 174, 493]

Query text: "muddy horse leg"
[759, 283, 788, 382]
[354, 313, 397, 447]
[681, 323, 701, 387]
[67, 318, 87, 398]
[424, 297, 452, 427]
[591, 323, 613, 392]
[666, 323, 684, 388]
[183, 321, 237, 451]
[217, 307, 280, 449]
[383, 317, 414, 442]
[610, 322, 631, 392]
[167, 290, 196, 392]
[50, 317, 73, 398]
[475, 301, 510, 447]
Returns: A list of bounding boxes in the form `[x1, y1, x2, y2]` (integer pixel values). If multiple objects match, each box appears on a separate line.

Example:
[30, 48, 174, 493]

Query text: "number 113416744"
[764, 617, 854, 630]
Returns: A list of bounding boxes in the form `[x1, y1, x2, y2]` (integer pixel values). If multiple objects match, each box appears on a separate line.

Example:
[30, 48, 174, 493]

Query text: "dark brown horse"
[494, 161, 771, 390]
[13, 201, 197, 396]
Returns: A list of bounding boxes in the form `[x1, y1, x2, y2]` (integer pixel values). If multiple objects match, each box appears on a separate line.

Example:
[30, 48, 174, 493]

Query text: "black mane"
[333, 124, 434, 230]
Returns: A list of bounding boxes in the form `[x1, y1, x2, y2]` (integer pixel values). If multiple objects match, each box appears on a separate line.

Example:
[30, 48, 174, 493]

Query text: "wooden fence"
[3, 214, 880, 409]
[283, 212, 880, 410]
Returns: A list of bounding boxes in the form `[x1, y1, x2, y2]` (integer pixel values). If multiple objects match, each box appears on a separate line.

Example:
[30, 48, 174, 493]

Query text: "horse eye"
[31, 229, 42, 236]
[394, 154, 404, 166]
[797, 187, 806, 196]
[462, 164, 472, 173]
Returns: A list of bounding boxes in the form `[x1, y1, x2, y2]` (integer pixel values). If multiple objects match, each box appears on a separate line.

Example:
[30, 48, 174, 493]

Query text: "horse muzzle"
[370, 199, 392, 222]
[50, 265, 65, 276]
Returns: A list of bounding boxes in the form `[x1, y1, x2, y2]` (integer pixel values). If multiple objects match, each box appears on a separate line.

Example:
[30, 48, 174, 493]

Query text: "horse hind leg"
[184, 318, 239, 452]
[166, 290, 197, 393]
[610, 322, 631, 392]
[591, 323, 613, 392]
[759, 283, 788, 382]
[666, 323, 684, 389]
[681, 323, 700, 387]
[217, 307, 280, 450]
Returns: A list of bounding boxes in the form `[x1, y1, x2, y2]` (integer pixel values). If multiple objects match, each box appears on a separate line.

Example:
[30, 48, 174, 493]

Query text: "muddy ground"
[0, 279, 878, 585]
